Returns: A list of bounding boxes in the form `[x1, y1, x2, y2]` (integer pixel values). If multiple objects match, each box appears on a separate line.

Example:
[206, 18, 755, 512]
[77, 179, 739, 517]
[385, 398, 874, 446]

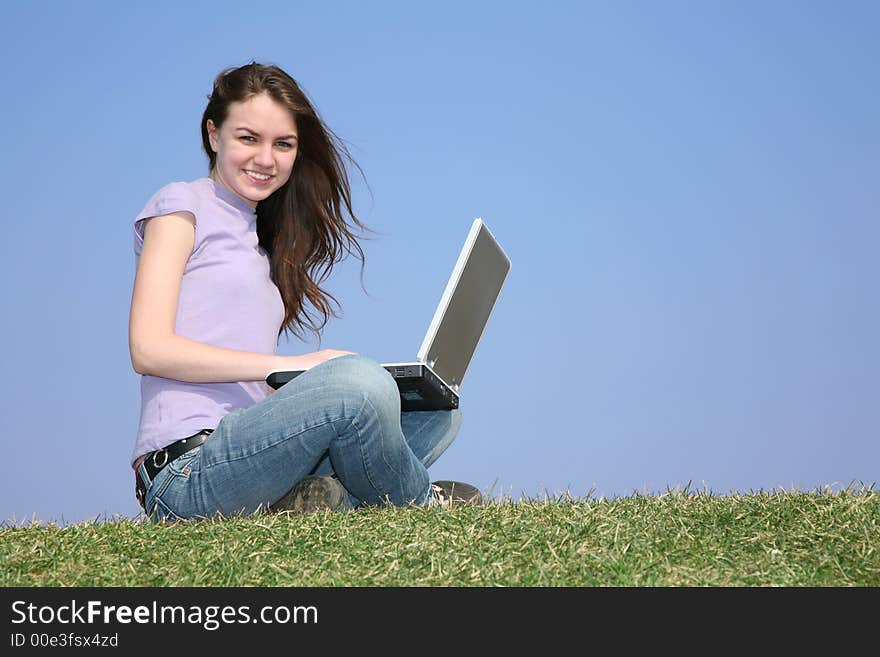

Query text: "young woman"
[129, 62, 480, 522]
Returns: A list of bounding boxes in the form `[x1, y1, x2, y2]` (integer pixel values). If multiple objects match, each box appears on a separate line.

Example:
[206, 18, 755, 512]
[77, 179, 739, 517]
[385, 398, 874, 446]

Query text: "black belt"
[135, 429, 213, 510]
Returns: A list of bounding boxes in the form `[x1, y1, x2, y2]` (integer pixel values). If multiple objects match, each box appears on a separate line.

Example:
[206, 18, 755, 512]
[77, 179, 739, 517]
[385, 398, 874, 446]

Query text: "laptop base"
[266, 363, 459, 412]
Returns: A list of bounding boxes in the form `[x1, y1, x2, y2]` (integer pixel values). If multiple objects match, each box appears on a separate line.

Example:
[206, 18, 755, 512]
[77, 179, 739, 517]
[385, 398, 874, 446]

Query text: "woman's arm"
[129, 212, 353, 382]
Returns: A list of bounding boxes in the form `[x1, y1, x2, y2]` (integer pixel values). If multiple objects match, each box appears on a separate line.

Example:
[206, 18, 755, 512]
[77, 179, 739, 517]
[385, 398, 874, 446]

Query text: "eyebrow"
[234, 127, 298, 141]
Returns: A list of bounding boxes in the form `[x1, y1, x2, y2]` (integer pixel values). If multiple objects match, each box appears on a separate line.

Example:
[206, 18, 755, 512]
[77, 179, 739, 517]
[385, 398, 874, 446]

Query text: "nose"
[253, 142, 274, 170]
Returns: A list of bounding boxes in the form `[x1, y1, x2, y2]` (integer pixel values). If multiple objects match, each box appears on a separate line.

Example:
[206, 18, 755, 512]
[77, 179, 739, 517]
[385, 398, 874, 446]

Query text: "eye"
[240, 135, 256, 143]
[277, 141, 295, 149]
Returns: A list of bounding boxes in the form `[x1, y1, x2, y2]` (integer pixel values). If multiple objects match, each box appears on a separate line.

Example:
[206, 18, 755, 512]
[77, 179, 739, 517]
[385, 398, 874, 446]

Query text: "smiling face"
[206, 92, 299, 207]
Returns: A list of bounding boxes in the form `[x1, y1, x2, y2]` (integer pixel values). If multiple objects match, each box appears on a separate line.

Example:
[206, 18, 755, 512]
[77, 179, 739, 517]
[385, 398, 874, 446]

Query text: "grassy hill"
[2, 487, 877, 586]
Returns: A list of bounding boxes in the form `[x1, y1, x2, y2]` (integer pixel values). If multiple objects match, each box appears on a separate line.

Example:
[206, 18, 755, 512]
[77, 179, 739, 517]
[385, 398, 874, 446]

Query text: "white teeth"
[246, 170, 271, 181]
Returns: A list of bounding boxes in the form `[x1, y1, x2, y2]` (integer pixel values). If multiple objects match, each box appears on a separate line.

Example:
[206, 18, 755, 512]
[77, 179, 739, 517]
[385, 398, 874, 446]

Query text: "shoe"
[428, 480, 483, 507]
[270, 475, 353, 514]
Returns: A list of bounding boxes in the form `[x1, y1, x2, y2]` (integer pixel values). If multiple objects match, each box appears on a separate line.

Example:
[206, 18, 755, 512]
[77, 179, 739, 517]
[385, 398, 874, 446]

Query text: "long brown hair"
[201, 62, 373, 344]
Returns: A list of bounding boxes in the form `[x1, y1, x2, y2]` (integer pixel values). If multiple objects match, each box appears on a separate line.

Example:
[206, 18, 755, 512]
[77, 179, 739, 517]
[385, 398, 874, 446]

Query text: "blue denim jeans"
[139, 355, 462, 522]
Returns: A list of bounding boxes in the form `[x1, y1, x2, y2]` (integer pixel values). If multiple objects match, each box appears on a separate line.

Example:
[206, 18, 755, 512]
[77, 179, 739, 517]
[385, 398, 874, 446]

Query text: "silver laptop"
[266, 218, 511, 411]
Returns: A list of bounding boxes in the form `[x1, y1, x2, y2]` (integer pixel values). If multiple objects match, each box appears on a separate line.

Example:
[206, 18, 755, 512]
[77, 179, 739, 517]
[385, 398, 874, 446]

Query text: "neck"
[210, 170, 257, 209]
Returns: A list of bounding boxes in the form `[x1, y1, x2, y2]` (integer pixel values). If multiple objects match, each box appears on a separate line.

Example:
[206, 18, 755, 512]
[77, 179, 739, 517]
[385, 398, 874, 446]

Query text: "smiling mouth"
[244, 170, 273, 182]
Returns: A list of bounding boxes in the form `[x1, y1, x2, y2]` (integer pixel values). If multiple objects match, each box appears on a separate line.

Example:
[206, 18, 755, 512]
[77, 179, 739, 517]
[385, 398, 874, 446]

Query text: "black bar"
[1, 587, 873, 649]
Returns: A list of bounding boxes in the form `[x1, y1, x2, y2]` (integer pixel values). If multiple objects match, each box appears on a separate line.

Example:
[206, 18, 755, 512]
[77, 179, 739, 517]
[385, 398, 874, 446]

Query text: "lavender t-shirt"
[131, 177, 285, 465]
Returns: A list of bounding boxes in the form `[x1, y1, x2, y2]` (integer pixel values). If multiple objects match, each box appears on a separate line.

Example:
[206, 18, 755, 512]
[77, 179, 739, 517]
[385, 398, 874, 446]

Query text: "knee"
[325, 355, 398, 411]
[449, 408, 463, 436]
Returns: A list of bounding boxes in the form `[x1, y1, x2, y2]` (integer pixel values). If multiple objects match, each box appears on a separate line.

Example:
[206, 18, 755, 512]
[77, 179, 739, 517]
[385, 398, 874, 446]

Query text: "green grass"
[2, 486, 877, 586]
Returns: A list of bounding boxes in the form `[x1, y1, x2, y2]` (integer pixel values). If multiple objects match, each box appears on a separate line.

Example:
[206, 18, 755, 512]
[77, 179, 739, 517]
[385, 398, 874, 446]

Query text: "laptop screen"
[417, 218, 511, 390]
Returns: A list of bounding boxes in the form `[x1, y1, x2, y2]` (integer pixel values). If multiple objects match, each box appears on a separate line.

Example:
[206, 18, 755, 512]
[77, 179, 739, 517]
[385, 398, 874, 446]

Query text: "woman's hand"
[274, 349, 358, 373]
[266, 350, 357, 395]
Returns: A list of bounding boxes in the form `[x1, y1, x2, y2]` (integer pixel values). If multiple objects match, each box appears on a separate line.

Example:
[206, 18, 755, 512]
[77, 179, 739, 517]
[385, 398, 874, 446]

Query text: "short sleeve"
[133, 182, 199, 256]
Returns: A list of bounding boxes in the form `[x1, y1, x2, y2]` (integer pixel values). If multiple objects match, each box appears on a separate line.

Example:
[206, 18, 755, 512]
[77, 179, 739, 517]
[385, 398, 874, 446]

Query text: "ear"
[206, 119, 219, 152]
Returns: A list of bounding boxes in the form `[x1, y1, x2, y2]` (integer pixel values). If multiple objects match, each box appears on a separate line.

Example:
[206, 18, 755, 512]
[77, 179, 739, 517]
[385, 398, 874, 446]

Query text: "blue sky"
[1, 1, 877, 525]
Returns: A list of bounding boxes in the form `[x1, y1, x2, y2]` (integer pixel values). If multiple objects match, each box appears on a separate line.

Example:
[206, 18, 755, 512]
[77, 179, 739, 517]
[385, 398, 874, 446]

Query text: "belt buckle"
[151, 448, 169, 469]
